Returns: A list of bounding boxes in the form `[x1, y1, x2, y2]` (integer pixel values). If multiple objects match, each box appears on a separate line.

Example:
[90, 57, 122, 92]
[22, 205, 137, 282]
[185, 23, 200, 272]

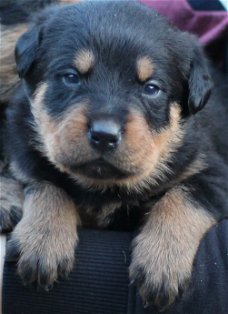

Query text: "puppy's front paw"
[129, 237, 191, 310]
[5, 181, 79, 288]
[129, 187, 216, 310]
[6, 223, 77, 288]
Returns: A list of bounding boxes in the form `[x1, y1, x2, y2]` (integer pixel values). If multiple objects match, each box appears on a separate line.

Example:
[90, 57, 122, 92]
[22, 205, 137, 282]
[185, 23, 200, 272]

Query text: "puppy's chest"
[61, 177, 164, 230]
[76, 195, 160, 231]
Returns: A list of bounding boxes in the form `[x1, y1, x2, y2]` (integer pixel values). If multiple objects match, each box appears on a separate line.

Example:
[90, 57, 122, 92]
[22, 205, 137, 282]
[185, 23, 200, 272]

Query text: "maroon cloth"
[140, 0, 227, 45]
[140, 0, 228, 69]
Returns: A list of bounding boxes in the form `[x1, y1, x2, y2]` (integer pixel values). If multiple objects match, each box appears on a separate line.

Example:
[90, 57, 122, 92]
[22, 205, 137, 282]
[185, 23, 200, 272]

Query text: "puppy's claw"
[129, 279, 135, 286]
[143, 301, 150, 309]
[42, 284, 53, 292]
[5, 238, 21, 262]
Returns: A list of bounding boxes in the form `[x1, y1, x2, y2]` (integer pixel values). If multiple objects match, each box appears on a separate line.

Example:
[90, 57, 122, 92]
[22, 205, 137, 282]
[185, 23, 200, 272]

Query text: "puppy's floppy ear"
[187, 42, 213, 114]
[15, 26, 41, 78]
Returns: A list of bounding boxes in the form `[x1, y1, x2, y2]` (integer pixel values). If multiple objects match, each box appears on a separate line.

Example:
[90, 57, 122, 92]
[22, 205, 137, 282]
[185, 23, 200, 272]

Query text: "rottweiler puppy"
[3, 0, 228, 309]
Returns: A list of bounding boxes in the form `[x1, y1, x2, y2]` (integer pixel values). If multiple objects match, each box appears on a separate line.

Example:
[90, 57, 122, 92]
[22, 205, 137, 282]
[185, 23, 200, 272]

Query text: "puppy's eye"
[62, 71, 80, 87]
[143, 81, 160, 97]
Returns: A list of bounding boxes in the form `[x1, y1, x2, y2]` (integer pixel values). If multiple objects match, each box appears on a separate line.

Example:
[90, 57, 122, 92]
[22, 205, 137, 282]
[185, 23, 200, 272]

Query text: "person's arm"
[3, 220, 228, 314]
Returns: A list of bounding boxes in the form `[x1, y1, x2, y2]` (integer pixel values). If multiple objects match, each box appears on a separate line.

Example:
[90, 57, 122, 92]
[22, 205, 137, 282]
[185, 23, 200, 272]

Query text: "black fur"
[0, 0, 64, 25]
[3, 0, 228, 308]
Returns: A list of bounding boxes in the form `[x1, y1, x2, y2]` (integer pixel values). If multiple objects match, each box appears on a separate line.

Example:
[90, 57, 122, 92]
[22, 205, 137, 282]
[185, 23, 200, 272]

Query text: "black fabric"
[187, 0, 226, 11]
[3, 220, 228, 314]
[3, 229, 132, 314]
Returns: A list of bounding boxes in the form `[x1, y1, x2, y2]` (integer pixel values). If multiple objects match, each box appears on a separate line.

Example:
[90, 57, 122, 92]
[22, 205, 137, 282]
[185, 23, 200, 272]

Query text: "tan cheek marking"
[74, 49, 95, 74]
[123, 111, 159, 174]
[31, 83, 90, 170]
[52, 105, 90, 166]
[125, 112, 156, 159]
[142, 104, 184, 185]
[31, 83, 56, 136]
[136, 56, 155, 82]
[152, 105, 183, 159]
[123, 104, 183, 177]
[58, 106, 88, 141]
[31, 82, 62, 164]
[121, 104, 183, 190]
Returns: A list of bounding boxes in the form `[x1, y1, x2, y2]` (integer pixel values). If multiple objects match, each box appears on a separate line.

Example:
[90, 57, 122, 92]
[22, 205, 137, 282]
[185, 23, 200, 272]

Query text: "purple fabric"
[140, 0, 227, 46]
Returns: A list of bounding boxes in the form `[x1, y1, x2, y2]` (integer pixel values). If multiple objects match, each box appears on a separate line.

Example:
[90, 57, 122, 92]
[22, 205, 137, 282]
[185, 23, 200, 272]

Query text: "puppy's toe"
[130, 261, 187, 311]
[18, 248, 74, 287]
[57, 256, 74, 280]
[129, 233, 192, 310]
[6, 229, 75, 287]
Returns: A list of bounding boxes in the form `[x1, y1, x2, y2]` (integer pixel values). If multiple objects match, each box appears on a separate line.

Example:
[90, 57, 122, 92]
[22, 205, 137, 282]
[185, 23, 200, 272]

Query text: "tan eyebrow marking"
[59, 0, 81, 3]
[74, 49, 95, 74]
[136, 56, 155, 82]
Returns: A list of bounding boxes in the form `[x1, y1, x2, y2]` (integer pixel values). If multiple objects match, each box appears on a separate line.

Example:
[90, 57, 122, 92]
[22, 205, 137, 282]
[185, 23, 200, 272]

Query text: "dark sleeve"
[3, 220, 228, 314]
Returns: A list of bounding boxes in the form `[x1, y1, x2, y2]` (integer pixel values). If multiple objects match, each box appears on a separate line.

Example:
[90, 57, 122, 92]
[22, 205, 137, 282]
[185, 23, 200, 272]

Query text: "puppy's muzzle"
[88, 119, 122, 152]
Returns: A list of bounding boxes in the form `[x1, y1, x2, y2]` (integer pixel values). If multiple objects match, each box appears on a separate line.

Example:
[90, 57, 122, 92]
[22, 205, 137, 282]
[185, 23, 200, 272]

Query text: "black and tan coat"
[1, 1, 228, 309]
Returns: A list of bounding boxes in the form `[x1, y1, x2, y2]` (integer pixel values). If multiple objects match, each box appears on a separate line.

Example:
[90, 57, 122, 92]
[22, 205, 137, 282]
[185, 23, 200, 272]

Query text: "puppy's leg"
[0, 161, 23, 233]
[6, 181, 79, 288]
[130, 186, 216, 309]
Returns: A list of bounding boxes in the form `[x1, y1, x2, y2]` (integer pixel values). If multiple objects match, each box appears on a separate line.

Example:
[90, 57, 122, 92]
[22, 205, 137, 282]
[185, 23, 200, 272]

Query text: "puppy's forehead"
[72, 50, 155, 81]
[43, 2, 176, 76]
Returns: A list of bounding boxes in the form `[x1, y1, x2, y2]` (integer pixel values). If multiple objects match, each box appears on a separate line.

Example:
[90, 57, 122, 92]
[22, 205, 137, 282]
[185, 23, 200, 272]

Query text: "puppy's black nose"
[88, 120, 121, 152]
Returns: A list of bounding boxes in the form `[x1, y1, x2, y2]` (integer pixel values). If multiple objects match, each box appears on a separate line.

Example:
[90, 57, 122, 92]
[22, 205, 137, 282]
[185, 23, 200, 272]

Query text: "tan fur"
[11, 182, 79, 284]
[59, 0, 81, 3]
[124, 104, 183, 179]
[136, 56, 155, 82]
[0, 24, 27, 103]
[50, 105, 89, 165]
[130, 186, 216, 306]
[30, 83, 95, 171]
[74, 49, 95, 74]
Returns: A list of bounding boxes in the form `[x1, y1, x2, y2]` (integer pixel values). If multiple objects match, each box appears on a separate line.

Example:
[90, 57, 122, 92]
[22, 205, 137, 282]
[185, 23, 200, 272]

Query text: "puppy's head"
[15, 1, 213, 191]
